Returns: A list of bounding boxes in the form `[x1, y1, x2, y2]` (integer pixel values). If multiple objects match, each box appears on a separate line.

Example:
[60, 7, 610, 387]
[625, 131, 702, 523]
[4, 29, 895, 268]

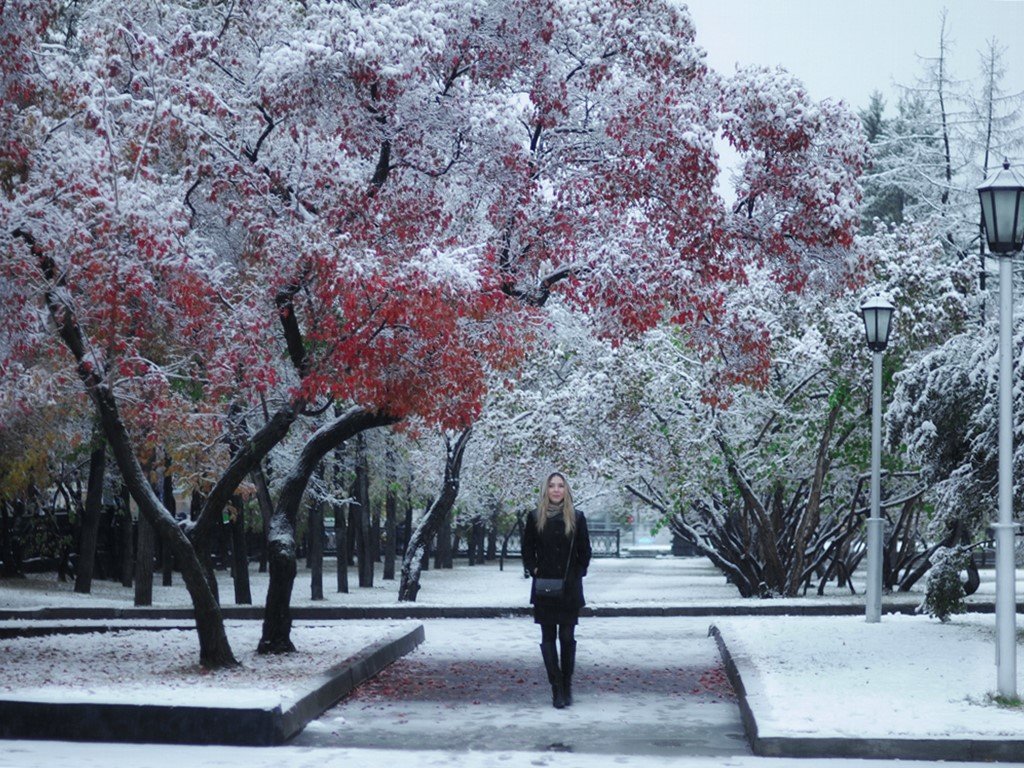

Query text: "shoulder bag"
[533, 526, 576, 599]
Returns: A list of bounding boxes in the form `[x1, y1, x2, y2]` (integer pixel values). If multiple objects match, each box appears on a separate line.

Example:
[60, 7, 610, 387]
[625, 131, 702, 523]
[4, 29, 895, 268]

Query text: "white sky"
[684, 0, 1024, 111]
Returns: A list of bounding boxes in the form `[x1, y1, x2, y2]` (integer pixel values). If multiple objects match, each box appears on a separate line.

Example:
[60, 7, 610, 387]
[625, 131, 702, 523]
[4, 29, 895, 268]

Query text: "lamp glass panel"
[1013, 191, 1024, 246]
[985, 189, 1024, 251]
[875, 309, 892, 345]
[981, 190, 998, 245]
[994, 190, 1021, 247]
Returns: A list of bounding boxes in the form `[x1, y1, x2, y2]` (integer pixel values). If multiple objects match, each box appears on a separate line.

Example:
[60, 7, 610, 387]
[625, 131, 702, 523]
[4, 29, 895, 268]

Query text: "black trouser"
[540, 623, 575, 645]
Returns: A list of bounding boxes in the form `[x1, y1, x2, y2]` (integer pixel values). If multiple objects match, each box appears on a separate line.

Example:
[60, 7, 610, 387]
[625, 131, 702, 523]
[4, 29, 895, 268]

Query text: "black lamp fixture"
[860, 295, 895, 353]
[977, 159, 1024, 254]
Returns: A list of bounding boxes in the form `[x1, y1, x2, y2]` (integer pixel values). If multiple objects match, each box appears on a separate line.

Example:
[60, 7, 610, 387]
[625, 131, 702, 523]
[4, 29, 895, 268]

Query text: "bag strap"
[562, 525, 576, 582]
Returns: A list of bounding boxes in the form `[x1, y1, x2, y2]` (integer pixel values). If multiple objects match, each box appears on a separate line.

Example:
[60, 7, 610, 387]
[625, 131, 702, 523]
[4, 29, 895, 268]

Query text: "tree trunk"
[403, 502, 413, 558]
[230, 495, 252, 605]
[134, 511, 155, 606]
[399, 428, 472, 601]
[435, 512, 451, 568]
[262, 538, 298, 653]
[354, 434, 373, 588]
[119, 484, 134, 588]
[192, 491, 221, 606]
[346, 503, 358, 566]
[715, 432, 786, 592]
[372, 503, 381, 566]
[37, 251, 237, 667]
[383, 482, 397, 580]
[74, 436, 106, 594]
[335, 500, 349, 594]
[259, 407, 397, 654]
[486, 511, 498, 561]
[251, 464, 274, 573]
[309, 497, 324, 600]
[785, 402, 840, 596]
[0, 500, 22, 578]
[420, 531, 431, 572]
[160, 468, 176, 587]
[474, 519, 486, 565]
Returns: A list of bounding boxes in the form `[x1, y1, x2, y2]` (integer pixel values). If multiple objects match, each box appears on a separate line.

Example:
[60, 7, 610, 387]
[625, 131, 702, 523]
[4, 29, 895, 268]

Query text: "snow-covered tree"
[2, 0, 867, 654]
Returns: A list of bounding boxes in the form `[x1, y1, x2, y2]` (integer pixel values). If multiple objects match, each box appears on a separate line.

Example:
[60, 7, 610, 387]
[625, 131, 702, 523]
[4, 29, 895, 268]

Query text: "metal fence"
[321, 519, 622, 561]
[500, 521, 620, 562]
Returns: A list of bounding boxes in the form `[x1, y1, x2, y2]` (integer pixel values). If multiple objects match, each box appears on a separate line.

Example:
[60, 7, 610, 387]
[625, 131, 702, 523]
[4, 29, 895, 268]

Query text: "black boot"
[540, 641, 565, 709]
[560, 639, 576, 706]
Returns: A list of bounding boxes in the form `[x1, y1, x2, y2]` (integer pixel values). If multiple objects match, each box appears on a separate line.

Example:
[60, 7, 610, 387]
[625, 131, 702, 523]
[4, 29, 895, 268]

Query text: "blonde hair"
[536, 472, 576, 536]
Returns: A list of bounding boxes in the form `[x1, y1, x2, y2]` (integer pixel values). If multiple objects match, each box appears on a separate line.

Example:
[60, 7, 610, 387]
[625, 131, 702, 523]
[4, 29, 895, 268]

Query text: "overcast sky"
[684, 0, 1024, 112]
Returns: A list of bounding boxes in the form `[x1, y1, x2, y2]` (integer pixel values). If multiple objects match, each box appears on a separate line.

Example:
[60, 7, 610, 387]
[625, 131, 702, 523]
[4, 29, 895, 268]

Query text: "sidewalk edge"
[277, 622, 425, 743]
[710, 622, 1024, 762]
[0, 622, 424, 746]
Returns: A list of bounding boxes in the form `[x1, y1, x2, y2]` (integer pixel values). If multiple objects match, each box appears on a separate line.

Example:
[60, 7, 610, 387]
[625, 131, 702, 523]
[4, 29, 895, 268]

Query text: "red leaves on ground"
[346, 658, 735, 707]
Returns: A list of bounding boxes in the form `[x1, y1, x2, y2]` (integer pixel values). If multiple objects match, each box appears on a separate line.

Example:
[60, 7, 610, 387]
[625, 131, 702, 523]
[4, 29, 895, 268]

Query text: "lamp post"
[977, 159, 1024, 698]
[860, 295, 895, 624]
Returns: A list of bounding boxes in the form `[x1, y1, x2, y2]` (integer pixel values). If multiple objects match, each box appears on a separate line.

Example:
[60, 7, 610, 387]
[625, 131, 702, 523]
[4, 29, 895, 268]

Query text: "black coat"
[522, 509, 592, 624]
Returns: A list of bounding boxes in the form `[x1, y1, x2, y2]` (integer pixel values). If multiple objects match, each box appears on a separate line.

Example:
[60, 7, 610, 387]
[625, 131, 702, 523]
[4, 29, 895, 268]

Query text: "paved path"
[291, 617, 749, 757]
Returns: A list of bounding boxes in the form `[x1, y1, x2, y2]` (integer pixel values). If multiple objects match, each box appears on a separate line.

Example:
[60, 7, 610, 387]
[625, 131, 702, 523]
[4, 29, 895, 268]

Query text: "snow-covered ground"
[0, 620, 416, 707]
[715, 613, 1024, 740]
[2, 557, 1024, 768]
[2, 554, 1019, 611]
[4, 743, 1019, 768]
[0, 556, 740, 610]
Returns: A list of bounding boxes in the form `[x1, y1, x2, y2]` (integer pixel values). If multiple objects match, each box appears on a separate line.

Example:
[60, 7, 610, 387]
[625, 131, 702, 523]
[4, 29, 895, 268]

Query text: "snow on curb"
[710, 617, 1024, 762]
[0, 622, 424, 745]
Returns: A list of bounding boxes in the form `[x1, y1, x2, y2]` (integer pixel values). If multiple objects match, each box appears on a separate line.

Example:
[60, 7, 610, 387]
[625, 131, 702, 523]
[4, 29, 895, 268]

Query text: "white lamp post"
[978, 159, 1024, 697]
[860, 295, 895, 624]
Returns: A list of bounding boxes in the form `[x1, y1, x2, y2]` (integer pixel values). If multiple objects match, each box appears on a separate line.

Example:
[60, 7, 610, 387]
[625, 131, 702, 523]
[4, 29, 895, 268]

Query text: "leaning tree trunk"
[34, 246, 236, 667]
[259, 407, 398, 654]
[785, 403, 840, 596]
[74, 434, 106, 594]
[399, 428, 472, 602]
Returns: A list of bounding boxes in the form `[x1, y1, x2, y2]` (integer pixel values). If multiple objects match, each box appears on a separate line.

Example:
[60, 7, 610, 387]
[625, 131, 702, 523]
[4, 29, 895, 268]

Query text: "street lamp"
[860, 295, 895, 624]
[977, 159, 1024, 698]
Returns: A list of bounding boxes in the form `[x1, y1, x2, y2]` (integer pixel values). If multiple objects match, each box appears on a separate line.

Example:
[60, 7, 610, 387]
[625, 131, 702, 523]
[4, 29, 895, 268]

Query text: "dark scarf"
[545, 499, 565, 519]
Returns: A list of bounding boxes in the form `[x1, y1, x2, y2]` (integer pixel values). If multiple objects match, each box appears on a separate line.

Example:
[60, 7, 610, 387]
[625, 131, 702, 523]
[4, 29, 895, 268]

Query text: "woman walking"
[522, 471, 592, 709]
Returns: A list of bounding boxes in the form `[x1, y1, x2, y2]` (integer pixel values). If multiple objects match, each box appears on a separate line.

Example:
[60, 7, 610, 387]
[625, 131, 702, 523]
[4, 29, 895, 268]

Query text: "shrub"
[922, 546, 969, 622]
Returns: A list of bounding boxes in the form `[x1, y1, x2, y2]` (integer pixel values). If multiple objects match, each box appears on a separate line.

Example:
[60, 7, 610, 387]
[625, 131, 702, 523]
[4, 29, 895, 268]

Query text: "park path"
[290, 616, 749, 757]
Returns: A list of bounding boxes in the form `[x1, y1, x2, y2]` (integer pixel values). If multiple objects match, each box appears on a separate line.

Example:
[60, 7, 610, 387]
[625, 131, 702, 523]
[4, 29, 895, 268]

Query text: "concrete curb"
[2, 601, 1004, 622]
[0, 622, 196, 639]
[0, 606, 531, 621]
[709, 623, 1024, 762]
[0, 623, 424, 746]
[276, 622, 424, 744]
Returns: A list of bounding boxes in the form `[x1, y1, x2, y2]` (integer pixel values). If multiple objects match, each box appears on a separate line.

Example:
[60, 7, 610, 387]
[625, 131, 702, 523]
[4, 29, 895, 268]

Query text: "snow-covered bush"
[921, 545, 969, 622]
